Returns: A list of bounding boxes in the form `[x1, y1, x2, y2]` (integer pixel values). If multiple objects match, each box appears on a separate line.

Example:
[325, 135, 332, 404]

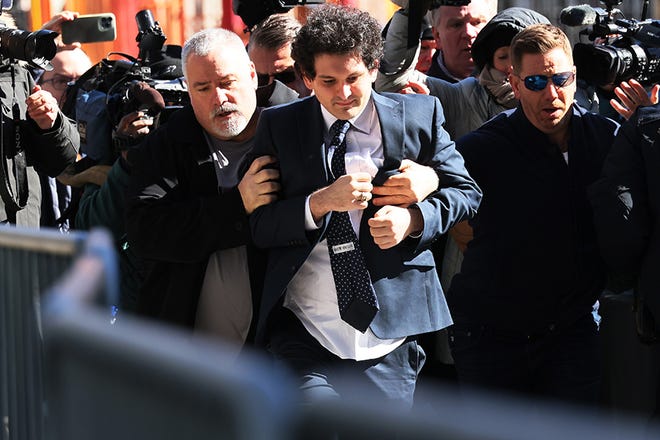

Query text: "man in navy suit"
[249, 5, 481, 407]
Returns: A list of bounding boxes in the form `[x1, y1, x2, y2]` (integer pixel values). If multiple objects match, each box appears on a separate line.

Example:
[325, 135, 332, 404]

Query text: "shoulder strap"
[0, 65, 28, 223]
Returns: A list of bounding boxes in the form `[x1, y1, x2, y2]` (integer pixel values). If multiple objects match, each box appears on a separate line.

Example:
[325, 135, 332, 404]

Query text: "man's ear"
[248, 61, 258, 90]
[510, 73, 522, 99]
[369, 60, 380, 82]
[432, 26, 442, 51]
[302, 73, 314, 90]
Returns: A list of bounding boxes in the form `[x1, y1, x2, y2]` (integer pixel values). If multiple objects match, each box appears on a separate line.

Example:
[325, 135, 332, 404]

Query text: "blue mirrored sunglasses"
[523, 71, 575, 92]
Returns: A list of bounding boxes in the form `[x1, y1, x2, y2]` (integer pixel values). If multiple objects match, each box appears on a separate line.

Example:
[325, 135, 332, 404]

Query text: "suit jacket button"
[235, 222, 243, 231]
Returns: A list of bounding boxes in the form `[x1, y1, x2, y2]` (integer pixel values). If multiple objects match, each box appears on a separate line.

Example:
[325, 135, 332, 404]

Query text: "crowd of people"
[2, 0, 659, 425]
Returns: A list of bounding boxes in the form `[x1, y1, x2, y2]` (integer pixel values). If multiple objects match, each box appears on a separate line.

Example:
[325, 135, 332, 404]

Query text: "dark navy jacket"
[589, 104, 660, 339]
[449, 104, 619, 333]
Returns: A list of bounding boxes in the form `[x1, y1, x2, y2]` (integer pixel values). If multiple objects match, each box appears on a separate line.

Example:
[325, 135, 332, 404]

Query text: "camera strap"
[0, 65, 28, 224]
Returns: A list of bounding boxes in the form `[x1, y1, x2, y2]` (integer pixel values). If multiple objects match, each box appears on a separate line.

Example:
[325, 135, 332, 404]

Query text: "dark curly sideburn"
[291, 4, 383, 79]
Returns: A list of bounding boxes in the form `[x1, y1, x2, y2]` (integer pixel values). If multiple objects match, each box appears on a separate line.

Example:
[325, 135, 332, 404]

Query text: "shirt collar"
[435, 51, 463, 83]
[320, 96, 376, 135]
[510, 102, 579, 149]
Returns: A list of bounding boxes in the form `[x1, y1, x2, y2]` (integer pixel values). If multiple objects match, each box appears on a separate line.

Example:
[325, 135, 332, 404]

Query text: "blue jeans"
[448, 313, 602, 405]
[268, 307, 426, 409]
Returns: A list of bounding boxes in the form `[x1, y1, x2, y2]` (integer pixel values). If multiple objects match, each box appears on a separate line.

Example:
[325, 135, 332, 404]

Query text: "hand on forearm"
[239, 155, 280, 214]
[372, 159, 439, 207]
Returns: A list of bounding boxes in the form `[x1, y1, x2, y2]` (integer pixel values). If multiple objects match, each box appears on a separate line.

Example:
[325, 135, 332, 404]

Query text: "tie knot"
[329, 119, 350, 140]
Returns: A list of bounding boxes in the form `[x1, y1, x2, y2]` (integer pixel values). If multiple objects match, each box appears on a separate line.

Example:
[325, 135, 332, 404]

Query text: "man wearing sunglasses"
[447, 24, 620, 405]
[247, 13, 310, 108]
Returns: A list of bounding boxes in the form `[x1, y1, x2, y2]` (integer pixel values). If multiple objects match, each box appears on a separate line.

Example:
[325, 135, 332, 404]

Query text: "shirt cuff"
[407, 204, 423, 238]
[304, 195, 324, 231]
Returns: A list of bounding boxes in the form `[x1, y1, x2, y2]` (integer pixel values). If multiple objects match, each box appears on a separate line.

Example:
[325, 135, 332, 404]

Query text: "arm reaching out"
[611, 79, 660, 120]
[372, 159, 439, 207]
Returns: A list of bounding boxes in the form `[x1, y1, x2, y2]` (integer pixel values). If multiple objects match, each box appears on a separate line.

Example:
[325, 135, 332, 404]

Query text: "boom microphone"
[128, 80, 165, 115]
[560, 4, 598, 27]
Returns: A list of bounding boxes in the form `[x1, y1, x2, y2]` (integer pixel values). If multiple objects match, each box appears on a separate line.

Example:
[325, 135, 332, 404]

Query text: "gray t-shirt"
[205, 132, 253, 190]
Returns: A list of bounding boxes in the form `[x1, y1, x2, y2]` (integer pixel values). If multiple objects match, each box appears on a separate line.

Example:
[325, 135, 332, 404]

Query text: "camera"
[0, 22, 57, 70]
[135, 9, 166, 64]
[561, 1, 660, 86]
[65, 9, 188, 164]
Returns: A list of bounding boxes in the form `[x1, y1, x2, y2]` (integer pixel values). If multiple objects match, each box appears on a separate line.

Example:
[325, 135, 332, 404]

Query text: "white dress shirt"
[283, 97, 406, 360]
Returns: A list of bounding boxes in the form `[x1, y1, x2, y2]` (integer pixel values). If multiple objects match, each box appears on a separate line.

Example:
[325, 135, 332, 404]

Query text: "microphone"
[560, 4, 598, 27]
[127, 81, 165, 116]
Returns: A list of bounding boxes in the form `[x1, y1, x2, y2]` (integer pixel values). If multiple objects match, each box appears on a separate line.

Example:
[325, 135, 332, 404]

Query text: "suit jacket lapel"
[298, 98, 330, 188]
[372, 92, 404, 186]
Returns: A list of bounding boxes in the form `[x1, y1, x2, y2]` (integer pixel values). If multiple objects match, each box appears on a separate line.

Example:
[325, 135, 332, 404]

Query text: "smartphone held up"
[61, 13, 116, 44]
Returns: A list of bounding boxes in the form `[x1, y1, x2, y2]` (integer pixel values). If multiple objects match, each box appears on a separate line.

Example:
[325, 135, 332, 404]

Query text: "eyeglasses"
[40, 75, 75, 91]
[521, 71, 575, 92]
[257, 69, 298, 87]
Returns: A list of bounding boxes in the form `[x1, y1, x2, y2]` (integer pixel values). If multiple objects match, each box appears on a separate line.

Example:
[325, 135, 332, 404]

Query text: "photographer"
[0, 14, 79, 227]
[73, 109, 152, 311]
[562, 2, 660, 121]
[34, 12, 93, 230]
[70, 11, 183, 310]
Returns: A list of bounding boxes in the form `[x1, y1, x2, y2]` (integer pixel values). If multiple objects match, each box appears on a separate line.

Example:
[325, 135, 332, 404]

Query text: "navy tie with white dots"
[325, 119, 379, 333]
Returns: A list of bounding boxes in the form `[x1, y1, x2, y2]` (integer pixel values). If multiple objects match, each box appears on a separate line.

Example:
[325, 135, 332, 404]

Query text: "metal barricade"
[42, 306, 295, 440]
[0, 227, 117, 440]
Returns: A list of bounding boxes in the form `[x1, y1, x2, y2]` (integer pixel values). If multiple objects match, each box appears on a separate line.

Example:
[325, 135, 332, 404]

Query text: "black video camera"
[561, 1, 660, 86]
[135, 9, 166, 65]
[0, 22, 57, 70]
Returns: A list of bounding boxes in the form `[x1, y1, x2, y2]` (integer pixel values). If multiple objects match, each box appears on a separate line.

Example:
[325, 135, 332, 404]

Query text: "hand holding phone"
[61, 13, 116, 44]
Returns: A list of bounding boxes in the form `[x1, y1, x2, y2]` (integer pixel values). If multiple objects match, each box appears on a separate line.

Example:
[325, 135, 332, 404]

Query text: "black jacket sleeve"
[589, 108, 653, 279]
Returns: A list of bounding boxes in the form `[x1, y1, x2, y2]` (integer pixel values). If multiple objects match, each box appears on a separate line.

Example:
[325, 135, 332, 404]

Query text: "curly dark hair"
[291, 4, 383, 79]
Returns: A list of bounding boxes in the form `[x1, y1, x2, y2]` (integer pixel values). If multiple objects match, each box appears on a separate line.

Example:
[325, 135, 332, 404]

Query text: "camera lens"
[136, 10, 155, 33]
[100, 17, 113, 30]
